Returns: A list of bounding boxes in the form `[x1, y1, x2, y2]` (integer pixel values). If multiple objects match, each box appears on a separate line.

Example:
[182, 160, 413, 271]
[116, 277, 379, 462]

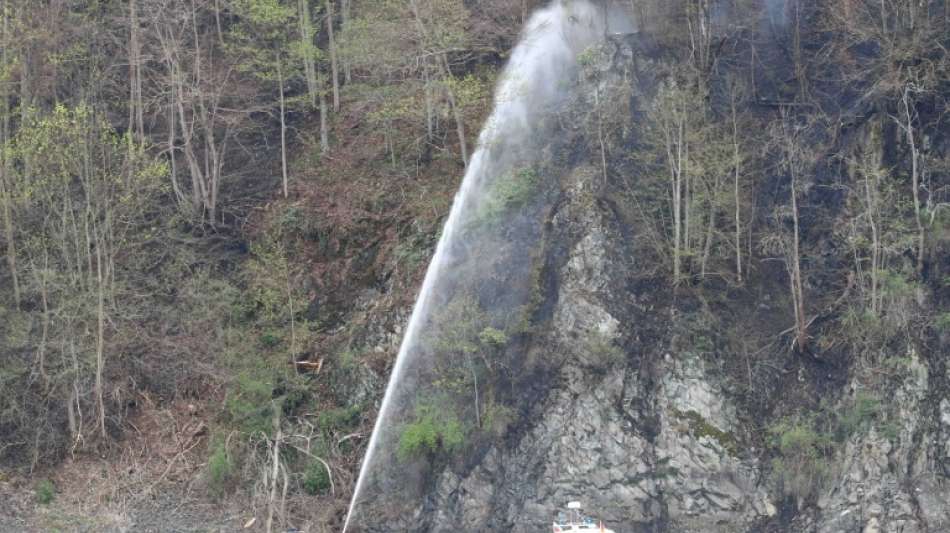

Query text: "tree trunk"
[319, 84, 330, 154]
[341, 0, 351, 84]
[732, 91, 742, 282]
[863, 170, 880, 315]
[167, 93, 184, 204]
[298, 0, 319, 109]
[0, 3, 17, 307]
[901, 87, 925, 276]
[326, 0, 340, 112]
[128, 0, 145, 143]
[95, 230, 108, 439]
[266, 404, 282, 533]
[790, 167, 806, 352]
[278, 59, 289, 198]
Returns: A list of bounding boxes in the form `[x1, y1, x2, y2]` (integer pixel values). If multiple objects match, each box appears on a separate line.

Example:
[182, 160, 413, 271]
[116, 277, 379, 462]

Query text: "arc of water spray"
[342, 2, 627, 531]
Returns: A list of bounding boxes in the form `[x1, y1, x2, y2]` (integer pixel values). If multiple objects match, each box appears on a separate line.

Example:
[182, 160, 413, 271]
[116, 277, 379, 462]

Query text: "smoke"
[343, 1, 629, 531]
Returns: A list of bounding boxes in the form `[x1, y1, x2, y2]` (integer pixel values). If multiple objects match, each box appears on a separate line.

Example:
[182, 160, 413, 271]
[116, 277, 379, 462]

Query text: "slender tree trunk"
[863, 170, 880, 315]
[319, 83, 329, 154]
[341, 0, 351, 84]
[266, 404, 282, 533]
[129, 0, 145, 143]
[278, 59, 289, 198]
[0, 4, 17, 306]
[731, 92, 742, 282]
[790, 168, 806, 352]
[901, 87, 925, 276]
[34, 257, 50, 387]
[298, 0, 319, 109]
[326, 0, 340, 112]
[214, 0, 224, 44]
[441, 55, 469, 167]
[95, 230, 108, 439]
[470, 357, 480, 428]
[423, 65, 434, 142]
[167, 93, 184, 204]
[595, 87, 608, 184]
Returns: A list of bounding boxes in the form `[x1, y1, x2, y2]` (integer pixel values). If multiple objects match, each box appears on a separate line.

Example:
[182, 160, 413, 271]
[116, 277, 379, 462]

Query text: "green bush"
[259, 331, 282, 348]
[302, 459, 331, 495]
[224, 373, 274, 436]
[473, 167, 540, 225]
[207, 438, 235, 498]
[768, 416, 833, 503]
[35, 479, 55, 505]
[836, 391, 881, 441]
[397, 403, 466, 461]
[478, 327, 508, 348]
[317, 405, 362, 434]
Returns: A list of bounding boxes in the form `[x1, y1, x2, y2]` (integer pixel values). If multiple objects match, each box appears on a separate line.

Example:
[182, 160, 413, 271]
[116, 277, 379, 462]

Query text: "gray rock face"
[417, 35, 950, 533]
[425, 164, 774, 532]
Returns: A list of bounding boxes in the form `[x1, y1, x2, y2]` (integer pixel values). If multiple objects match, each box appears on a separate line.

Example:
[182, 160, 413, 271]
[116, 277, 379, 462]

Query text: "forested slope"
[0, 1, 948, 532]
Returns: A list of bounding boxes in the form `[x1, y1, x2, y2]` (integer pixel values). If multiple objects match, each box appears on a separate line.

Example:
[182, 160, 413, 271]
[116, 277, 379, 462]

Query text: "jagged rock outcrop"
[416, 33, 950, 533]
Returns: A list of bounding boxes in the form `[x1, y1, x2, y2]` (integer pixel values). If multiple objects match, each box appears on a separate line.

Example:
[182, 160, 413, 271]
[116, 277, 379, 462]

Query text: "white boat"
[552, 501, 616, 533]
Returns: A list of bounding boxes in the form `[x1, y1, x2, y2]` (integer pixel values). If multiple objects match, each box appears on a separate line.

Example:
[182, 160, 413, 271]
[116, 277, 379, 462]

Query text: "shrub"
[224, 373, 274, 436]
[473, 167, 540, 225]
[836, 391, 881, 441]
[478, 327, 508, 348]
[397, 402, 466, 461]
[317, 405, 362, 434]
[35, 479, 55, 505]
[768, 417, 833, 504]
[207, 439, 235, 498]
[302, 459, 331, 495]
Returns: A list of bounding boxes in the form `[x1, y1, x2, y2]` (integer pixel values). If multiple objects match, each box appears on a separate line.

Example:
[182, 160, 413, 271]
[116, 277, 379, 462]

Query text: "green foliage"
[768, 416, 833, 503]
[224, 373, 274, 436]
[207, 439, 235, 498]
[35, 479, 55, 505]
[302, 459, 331, 495]
[836, 391, 881, 441]
[259, 331, 283, 348]
[397, 400, 466, 461]
[474, 167, 540, 225]
[317, 405, 362, 434]
[478, 327, 508, 348]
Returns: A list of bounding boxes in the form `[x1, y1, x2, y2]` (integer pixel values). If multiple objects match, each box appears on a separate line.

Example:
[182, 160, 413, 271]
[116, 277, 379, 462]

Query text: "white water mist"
[344, 2, 623, 530]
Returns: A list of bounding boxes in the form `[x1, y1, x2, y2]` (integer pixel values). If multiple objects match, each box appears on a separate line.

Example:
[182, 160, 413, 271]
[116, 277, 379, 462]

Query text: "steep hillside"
[1, 1, 949, 532]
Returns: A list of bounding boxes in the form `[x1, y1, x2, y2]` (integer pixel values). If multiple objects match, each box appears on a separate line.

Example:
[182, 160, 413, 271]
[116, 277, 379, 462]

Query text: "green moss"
[673, 409, 739, 455]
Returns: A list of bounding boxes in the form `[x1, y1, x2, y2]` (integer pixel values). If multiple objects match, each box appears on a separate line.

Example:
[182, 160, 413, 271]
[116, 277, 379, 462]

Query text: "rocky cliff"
[395, 32, 950, 533]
